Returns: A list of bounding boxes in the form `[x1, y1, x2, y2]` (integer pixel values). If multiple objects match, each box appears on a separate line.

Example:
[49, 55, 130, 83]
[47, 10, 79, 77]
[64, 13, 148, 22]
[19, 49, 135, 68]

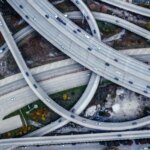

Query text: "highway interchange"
[9, 0, 150, 99]
[3, 0, 150, 131]
[0, 0, 150, 149]
[0, 58, 92, 134]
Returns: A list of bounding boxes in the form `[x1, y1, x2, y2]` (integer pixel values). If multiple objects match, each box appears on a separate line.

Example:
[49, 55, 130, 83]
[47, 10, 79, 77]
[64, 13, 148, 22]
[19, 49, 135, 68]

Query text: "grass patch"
[2, 86, 86, 138]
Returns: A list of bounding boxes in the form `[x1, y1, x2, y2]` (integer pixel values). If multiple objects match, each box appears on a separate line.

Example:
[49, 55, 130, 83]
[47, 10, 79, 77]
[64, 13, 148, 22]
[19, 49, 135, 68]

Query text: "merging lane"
[100, 0, 150, 17]
[66, 11, 150, 40]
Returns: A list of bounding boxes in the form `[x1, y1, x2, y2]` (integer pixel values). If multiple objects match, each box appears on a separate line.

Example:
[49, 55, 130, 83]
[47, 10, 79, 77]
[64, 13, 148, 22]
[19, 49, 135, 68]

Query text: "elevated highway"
[0, 59, 91, 134]
[0, 1, 101, 133]
[0, 0, 100, 135]
[0, 8, 103, 133]
[0, 0, 150, 149]
[0, 59, 84, 96]
[1, 130, 150, 146]
[70, 0, 101, 40]
[0, 25, 34, 59]
[1, 12, 150, 59]
[66, 11, 150, 41]
[0, 0, 101, 145]
[8, 0, 150, 99]
[3, 0, 150, 131]
[22, 0, 102, 138]
[100, 0, 150, 17]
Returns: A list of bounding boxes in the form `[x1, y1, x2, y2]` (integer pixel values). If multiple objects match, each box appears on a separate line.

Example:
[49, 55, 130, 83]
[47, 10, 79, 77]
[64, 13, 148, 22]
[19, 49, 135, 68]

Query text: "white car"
[0, 49, 3, 53]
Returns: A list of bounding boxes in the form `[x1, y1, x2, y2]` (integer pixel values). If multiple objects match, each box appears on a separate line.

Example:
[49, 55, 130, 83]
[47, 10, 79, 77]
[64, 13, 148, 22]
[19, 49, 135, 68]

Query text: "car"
[135, 139, 140, 145]
[116, 20, 119, 23]
[64, 14, 68, 17]
[10, 97, 15, 101]
[0, 49, 3, 53]
[85, 34, 90, 39]
[56, 16, 66, 25]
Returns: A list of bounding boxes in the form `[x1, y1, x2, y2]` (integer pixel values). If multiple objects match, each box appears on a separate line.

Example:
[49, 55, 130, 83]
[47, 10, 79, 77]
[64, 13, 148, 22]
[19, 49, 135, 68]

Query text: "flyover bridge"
[1, 0, 150, 131]
[1, 0, 150, 149]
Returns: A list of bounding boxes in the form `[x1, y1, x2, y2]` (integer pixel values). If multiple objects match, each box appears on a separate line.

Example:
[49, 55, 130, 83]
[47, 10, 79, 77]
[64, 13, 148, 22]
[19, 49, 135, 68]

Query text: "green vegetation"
[51, 85, 86, 110]
[143, 107, 150, 116]
[2, 86, 86, 138]
[0, 74, 4, 80]
[101, 79, 113, 85]
[140, 4, 150, 9]
[146, 21, 150, 30]
[4, 85, 86, 120]
[54, 0, 77, 13]
[99, 111, 110, 117]
[96, 21, 120, 34]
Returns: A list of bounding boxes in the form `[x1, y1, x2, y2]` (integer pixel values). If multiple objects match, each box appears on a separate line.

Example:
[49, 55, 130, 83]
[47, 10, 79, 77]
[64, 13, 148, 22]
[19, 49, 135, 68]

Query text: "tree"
[146, 21, 150, 30]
